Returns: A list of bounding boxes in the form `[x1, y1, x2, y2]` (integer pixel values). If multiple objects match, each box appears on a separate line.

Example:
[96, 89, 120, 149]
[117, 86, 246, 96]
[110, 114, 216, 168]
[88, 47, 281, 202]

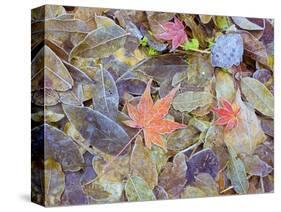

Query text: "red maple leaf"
[212, 98, 241, 130]
[156, 17, 188, 51]
[123, 79, 186, 149]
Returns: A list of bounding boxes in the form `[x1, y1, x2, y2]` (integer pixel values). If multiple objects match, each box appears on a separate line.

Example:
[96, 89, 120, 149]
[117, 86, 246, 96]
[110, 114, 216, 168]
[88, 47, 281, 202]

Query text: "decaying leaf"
[92, 68, 119, 119]
[224, 91, 266, 155]
[241, 77, 274, 118]
[125, 176, 156, 201]
[173, 91, 213, 113]
[63, 104, 130, 155]
[44, 158, 65, 206]
[215, 70, 236, 101]
[32, 124, 84, 172]
[130, 136, 158, 189]
[70, 24, 129, 59]
[181, 173, 218, 198]
[241, 154, 273, 177]
[227, 147, 249, 194]
[32, 45, 74, 92]
[158, 153, 187, 198]
[186, 149, 219, 183]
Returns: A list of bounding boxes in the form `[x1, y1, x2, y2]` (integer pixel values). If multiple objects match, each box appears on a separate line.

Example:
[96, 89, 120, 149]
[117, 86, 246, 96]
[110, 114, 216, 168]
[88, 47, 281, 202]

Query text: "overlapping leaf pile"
[31, 5, 274, 206]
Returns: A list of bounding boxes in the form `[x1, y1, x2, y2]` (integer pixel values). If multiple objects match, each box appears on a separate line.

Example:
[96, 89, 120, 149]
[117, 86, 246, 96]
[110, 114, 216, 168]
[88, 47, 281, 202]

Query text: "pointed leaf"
[70, 25, 128, 59]
[227, 147, 249, 194]
[63, 104, 130, 155]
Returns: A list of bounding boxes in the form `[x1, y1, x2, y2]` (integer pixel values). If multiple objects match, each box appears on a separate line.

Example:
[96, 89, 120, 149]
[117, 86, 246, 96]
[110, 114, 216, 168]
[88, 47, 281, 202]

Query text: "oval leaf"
[241, 77, 274, 117]
[125, 176, 156, 201]
[63, 104, 130, 155]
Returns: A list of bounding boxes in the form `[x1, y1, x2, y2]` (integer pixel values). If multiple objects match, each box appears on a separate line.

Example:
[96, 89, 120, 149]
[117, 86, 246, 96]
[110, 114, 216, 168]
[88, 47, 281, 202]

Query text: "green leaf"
[241, 77, 274, 118]
[213, 16, 230, 30]
[139, 36, 148, 46]
[182, 38, 199, 50]
[125, 176, 156, 201]
[172, 91, 213, 112]
[227, 147, 249, 194]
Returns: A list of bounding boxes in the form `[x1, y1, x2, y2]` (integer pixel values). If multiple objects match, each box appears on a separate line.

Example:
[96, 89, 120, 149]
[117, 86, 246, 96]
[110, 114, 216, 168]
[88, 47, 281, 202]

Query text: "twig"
[220, 186, 234, 194]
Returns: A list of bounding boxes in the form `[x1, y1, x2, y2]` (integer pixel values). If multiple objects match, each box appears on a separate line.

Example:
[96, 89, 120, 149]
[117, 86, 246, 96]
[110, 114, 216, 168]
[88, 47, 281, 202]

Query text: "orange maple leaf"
[212, 97, 241, 130]
[123, 79, 186, 149]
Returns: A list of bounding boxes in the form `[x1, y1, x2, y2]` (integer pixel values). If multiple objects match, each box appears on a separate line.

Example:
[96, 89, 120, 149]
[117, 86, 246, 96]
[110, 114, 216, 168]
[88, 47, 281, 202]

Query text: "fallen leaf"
[61, 171, 90, 205]
[70, 24, 129, 59]
[83, 178, 124, 203]
[125, 176, 156, 201]
[212, 97, 241, 130]
[215, 70, 236, 101]
[241, 77, 274, 118]
[167, 127, 199, 151]
[63, 104, 130, 155]
[240, 31, 269, 68]
[232, 17, 264, 31]
[92, 68, 119, 119]
[123, 79, 186, 149]
[31, 45, 73, 92]
[32, 124, 84, 172]
[241, 154, 273, 177]
[227, 147, 249, 194]
[156, 17, 188, 51]
[181, 173, 218, 198]
[173, 91, 213, 113]
[130, 136, 158, 189]
[224, 91, 266, 154]
[158, 153, 187, 198]
[186, 148, 219, 183]
[44, 158, 65, 206]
